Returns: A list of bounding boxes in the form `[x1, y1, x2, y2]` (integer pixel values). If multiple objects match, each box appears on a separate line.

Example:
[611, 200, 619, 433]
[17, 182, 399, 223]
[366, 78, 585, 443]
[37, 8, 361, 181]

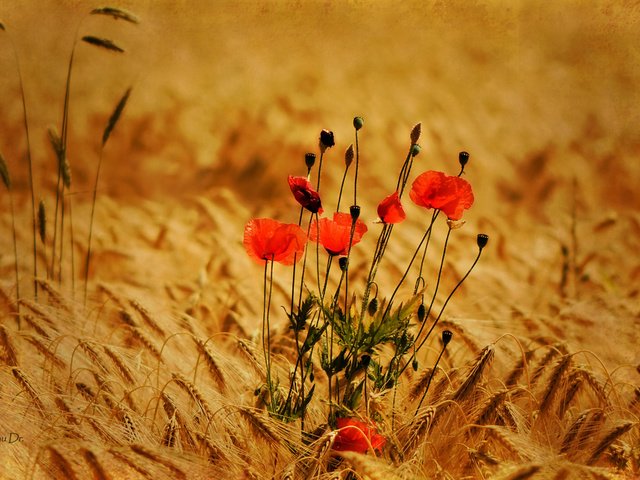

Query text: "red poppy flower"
[288, 176, 323, 214]
[332, 418, 386, 454]
[377, 191, 406, 224]
[310, 212, 367, 256]
[409, 171, 474, 220]
[243, 218, 307, 265]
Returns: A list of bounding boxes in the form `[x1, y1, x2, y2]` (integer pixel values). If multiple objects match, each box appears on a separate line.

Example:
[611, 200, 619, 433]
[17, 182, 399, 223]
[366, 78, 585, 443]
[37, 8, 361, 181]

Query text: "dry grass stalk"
[237, 338, 265, 374]
[102, 345, 135, 384]
[452, 344, 495, 403]
[129, 444, 187, 480]
[81, 448, 112, 480]
[0, 324, 18, 366]
[196, 338, 226, 391]
[539, 355, 572, 414]
[587, 422, 635, 465]
[45, 446, 80, 480]
[129, 299, 165, 336]
[82, 35, 125, 53]
[90, 6, 139, 23]
[12, 367, 46, 416]
[172, 373, 214, 420]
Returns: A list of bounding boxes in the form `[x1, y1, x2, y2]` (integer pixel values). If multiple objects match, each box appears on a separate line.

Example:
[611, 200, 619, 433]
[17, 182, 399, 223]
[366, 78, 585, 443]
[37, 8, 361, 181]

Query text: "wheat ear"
[587, 422, 635, 465]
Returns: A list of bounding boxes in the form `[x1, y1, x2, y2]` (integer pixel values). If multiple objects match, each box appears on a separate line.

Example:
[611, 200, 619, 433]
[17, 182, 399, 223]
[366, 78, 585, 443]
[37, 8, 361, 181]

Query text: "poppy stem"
[415, 211, 439, 293]
[336, 166, 349, 213]
[415, 340, 447, 414]
[354, 129, 359, 206]
[262, 258, 275, 402]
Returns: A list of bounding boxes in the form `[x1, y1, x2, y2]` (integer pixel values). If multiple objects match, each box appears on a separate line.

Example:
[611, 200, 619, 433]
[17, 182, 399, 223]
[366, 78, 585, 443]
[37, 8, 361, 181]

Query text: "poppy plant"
[288, 175, 323, 214]
[377, 191, 406, 224]
[310, 212, 367, 256]
[332, 417, 386, 454]
[243, 218, 307, 265]
[409, 170, 474, 220]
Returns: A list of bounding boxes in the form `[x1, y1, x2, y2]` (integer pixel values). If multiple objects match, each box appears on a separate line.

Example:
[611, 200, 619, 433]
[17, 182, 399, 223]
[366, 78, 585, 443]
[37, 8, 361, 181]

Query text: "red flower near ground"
[409, 170, 474, 220]
[310, 212, 367, 256]
[377, 191, 406, 224]
[288, 176, 323, 214]
[332, 418, 386, 454]
[243, 218, 307, 265]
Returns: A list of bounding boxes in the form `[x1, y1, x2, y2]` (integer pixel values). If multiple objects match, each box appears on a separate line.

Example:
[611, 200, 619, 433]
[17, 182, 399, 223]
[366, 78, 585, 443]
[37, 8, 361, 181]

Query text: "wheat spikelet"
[88, 417, 123, 445]
[160, 392, 196, 450]
[398, 406, 436, 454]
[486, 427, 525, 459]
[193, 430, 229, 463]
[37, 278, 72, 312]
[339, 451, 401, 480]
[560, 410, 591, 454]
[408, 367, 435, 401]
[81, 448, 111, 480]
[22, 313, 51, 339]
[172, 373, 214, 420]
[119, 308, 138, 327]
[0, 324, 18, 365]
[505, 349, 535, 387]
[98, 283, 127, 309]
[82, 35, 125, 53]
[574, 409, 606, 452]
[12, 367, 46, 416]
[530, 344, 564, 384]
[196, 338, 226, 391]
[103, 87, 132, 145]
[102, 345, 135, 384]
[431, 368, 459, 402]
[587, 422, 635, 465]
[452, 344, 495, 403]
[24, 334, 65, 369]
[552, 467, 571, 480]
[539, 354, 572, 413]
[45, 446, 80, 480]
[471, 388, 510, 428]
[280, 462, 296, 480]
[237, 406, 283, 444]
[0, 151, 10, 188]
[90, 6, 139, 23]
[557, 375, 583, 419]
[109, 449, 155, 479]
[129, 299, 166, 336]
[54, 395, 80, 425]
[496, 463, 541, 480]
[237, 338, 265, 374]
[573, 367, 609, 405]
[162, 414, 179, 448]
[302, 429, 337, 479]
[20, 299, 58, 329]
[80, 341, 110, 373]
[129, 444, 187, 480]
[129, 326, 161, 358]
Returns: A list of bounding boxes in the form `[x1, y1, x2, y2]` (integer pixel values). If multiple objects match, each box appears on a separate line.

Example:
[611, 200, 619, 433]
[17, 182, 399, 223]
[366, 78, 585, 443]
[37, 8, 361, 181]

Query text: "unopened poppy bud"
[411, 358, 419, 371]
[345, 144, 354, 168]
[339, 256, 348, 272]
[310, 371, 314, 382]
[361, 354, 371, 368]
[353, 116, 364, 131]
[410, 122, 421, 144]
[410, 144, 421, 157]
[417, 303, 426, 322]
[477, 233, 489, 250]
[350, 205, 360, 221]
[305, 152, 316, 169]
[442, 330, 453, 346]
[459, 151, 470, 168]
[319, 129, 335, 151]
[367, 298, 378, 316]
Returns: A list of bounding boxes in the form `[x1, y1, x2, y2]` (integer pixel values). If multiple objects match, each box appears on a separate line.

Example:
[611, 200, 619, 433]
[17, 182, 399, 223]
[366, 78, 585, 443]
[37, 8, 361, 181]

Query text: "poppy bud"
[345, 144, 354, 168]
[310, 371, 314, 382]
[442, 330, 453, 346]
[410, 122, 421, 144]
[458, 151, 470, 168]
[411, 358, 419, 371]
[477, 233, 489, 250]
[349, 205, 360, 221]
[417, 303, 426, 322]
[339, 256, 348, 272]
[319, 130, 335, 151]
[367, 298, 378, 316]
[305, 152, 316, 169]
[410, 144, 421, 157]
[353, 116, 364, 131]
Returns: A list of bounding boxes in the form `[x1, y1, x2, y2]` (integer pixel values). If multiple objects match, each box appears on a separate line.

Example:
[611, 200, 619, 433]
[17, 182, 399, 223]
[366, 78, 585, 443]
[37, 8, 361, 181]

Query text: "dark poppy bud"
[345, 144, 354, 168]
[410, 123, 421, 144]
[417, 303, 426, 322]
[477, 233, 489, 250]
[367, 298, 378, 316]
[361, 354, 371, 368]
[459, 151, 470, 168]
[339, 256, 348, 272]
[442, 330, 453, 346]
[410, 144, 421, 157]
[310, 371, 314, 382]
[305, 152, 316, 169]
[350, 205, 361, 221]
[319, 129, 335, 149]
[353, 116, 364, 131]
[412, 358, 419, 371]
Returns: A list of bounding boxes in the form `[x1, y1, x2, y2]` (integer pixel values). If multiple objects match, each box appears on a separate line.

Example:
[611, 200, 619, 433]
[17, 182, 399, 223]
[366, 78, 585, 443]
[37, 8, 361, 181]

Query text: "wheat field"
[0, 1, 639, 479]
